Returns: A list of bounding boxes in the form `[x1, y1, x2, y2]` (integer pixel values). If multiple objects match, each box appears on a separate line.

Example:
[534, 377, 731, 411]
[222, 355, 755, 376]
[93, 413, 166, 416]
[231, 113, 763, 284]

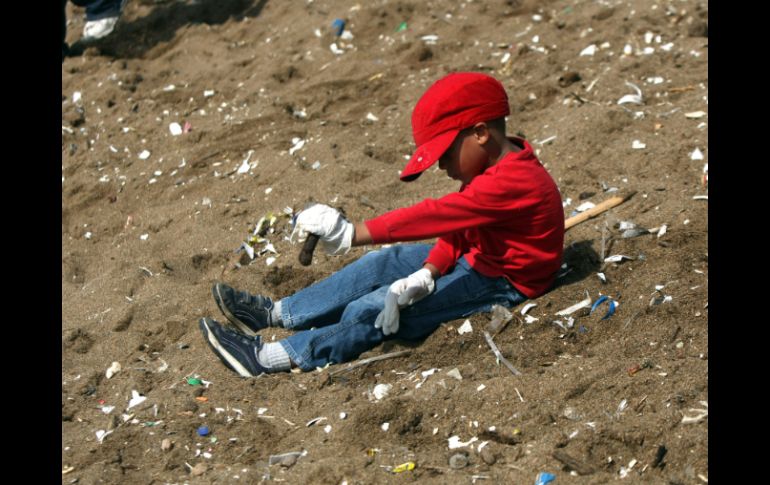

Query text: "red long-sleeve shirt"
[365, 138, 564, 298]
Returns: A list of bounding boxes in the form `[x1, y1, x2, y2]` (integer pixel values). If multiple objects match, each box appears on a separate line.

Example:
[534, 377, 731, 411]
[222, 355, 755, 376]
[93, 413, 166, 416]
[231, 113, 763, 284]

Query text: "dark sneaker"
[212, 282, 273, 336]
[198, 318, 269, 377]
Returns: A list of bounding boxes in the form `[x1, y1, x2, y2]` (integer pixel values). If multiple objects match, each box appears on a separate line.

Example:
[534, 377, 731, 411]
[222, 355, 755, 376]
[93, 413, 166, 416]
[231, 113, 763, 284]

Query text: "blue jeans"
[280, 244, 526, 371]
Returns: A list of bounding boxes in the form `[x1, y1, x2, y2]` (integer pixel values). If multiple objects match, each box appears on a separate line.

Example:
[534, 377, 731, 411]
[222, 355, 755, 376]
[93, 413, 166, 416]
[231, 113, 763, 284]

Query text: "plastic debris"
[289, 138, 305, 155]
[381, 422, 390, 431]
[575, 201, 595, 212]
[534, 472, 556, 485]
[306, 417, 327, 427]
[139, 150, 151, 160]
[617, 82, 644, 105]
[457, 319, 473, 334]
[392, 462, 415, 473]
[331, 18, 346, 36]
[127, 390, 147, 410]
[632, 140, 646, 149]
[95, 429, 113, 443]
[395, 21, 408, 32]
[685, 111, 706, 119]
[169, 122, 182, 136]
[105, 361, 121, 379]
[590, 295, 617, 320]
[269, 451, 303, 465]
[657, 224, 667, 238]
[580, 44, 597, 56]
[447, 368, 463, 380]
[555, 292, 592, 316]
[690, 148, 704, 160]
[339, 412, 347, 420]
[521, 303, 537, 315]
[187, 377, 202, 386]
[366, 112, 379, 122]
[323, 424, 332, 433]
[72, 91, 82, 103]
[681, 402, 708, 424]
[604, 254, 634, 263]
[197, 425, 210, 436]
[597, 272, 607, 283]
[373, 384, 392, 400]
[421, 35, 439, 44]
[203, 89, 215, 97]
[477, 384, 486, 392]
[311, 161, 321, 170]
[448, 435, 479, 449]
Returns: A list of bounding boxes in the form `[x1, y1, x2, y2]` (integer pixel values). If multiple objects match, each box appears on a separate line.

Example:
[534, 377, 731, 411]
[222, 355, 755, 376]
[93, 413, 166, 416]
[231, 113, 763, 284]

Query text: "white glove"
[374, 268, 435, 336]
[291, 203, 354, 255]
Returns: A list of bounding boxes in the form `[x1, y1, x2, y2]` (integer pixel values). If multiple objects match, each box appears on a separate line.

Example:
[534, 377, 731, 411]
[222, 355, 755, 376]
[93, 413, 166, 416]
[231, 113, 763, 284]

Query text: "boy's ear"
[471, 122, 491, 144]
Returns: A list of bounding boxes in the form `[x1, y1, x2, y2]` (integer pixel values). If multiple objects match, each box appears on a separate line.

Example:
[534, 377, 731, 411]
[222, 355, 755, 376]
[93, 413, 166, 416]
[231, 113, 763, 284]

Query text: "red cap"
[400, 72, 510, 181]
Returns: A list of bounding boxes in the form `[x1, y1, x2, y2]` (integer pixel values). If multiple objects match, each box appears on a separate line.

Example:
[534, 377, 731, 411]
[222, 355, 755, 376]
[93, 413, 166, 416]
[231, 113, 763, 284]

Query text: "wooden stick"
[329, 350, 412, 376]
[565, 191, 636, 231]
[482, 331, 522, 376]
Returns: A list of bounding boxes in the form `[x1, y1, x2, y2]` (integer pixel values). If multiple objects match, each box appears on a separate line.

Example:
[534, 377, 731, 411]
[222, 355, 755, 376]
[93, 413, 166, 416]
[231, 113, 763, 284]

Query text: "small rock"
[190, 463, 207, 476]
[161, 438, 173, 451]
[449, 453, 469, 469]
[480, 447, 496, 465]
[280, 454, 298, 468]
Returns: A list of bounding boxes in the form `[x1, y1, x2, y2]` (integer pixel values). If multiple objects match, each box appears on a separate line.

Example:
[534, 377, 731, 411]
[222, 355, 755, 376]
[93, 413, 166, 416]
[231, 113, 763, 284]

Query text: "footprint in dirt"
[63, 328, 94, 354]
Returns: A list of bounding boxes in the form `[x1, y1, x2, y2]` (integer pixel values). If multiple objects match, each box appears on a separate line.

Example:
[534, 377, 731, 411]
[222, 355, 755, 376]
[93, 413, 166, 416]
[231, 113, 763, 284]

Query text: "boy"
[199, 72, 565, 377]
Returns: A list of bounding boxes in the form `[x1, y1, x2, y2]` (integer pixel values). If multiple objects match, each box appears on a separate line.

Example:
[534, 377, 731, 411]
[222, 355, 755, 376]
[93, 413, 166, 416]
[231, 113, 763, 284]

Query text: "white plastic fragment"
[524, 315, 539, 324]
[661, 42, 674, 51]
[448, 435, 478, 449]
[657, 224, 667, 238]
[339, 412, 347, 420]
[421, 35, 439, 44]
[562, 197, 572, 208]
[237, 159, 251, 174]
[597, 272, 607, 283]
[163, 84, 175, 91]
[84, 231, 92, 240]
[501, 52, 511, 64]
[373, 383, 392, 400]
[306, 416, 327, 427]
[127, 390, 147, 410]
[140, 234, 149, 241]
[690, 148, 704, 160]
[580, 44, 597, 56]
[685, 111, 707, 119]
[72, 91, 82, 103]
[646, 76, 664, 84]
[644, 32, 654, 44]
[330, 43, 344, 55]
[169, 122, 183, 136]
[96, 429, 113, 443]
[457, 320, 473, 335]
[681, 403, 708, 424]
[617, 82, 644, 105]
[555, 294, 592, 316]
[265, 256, 276, 266]
[203, 90, 215, 97]
[477, 384, 486, 392]
[265, 187, 273, 195]
[366, 113, 379, 122]
[139, 150, 151, 160]
[447, 368, 463, 380]
[632, 140, 646, 149]
[105, 362, 121, 379]
[623, 44, 633, 55]
[692, 195, 708, 200]
[311, 161, 321, 170]
[289, 137, 305, 155]
[381, 422, 390, 431]
[324, 425, 332, 433]
[521, 303, 537, 315]
[576, 201, 596, 212]
[604, 254, 633, 263]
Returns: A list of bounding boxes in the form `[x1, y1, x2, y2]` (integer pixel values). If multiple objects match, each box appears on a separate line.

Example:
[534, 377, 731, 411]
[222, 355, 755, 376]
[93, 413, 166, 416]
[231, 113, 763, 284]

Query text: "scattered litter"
[339, 412, 347, 420]
[331, 18, 346, 36]
[203, 90, 215, 97]
[105, 361, 121, 379]
[163, 84, 175, 92]
[617, 82, 643, 105]
[562, 197, 572, 208]
[690, 148, 704, 160]
[416, 368, 438, 388]
[521, 303, 537, 315]
[590, 295, 617, 320]
[72, 91, 82, 103]
[238, 150, 255, 174]
[575, 201, 596, 212]
[457, 320, 473, 335]
[268, 451, 303, 465]
[395, 21, 408, 32]
[139, 150, 151, 160]
[381, 422, 390, 431]
[448, 435, 478, 449]
[421, 35, 439, 44]
[311, 161, 321, 170]
[197, 425, 210, 436]
[616, 398, 629, 415]
[323, 425, 332, 433]
[373, 384, 392, 400]
[477, 384, 486, 392]
[330, 43, 344, 55]
[95, 429, 113, 443]
[392, 462, 415, 473]
[289, 137, 305, 155]
[632, 140, 646, 149]
[169, 122, 182, 136]
[580, 44, 597, 56]
[682, 402, 708, 424]
[127, 390, 147, 410]
[366, 113, 379, 122]
[447, 368, 463, 380]
[685, 111, 706, 119]
[306, 417, 327, 427]
[101, 405, 115, 414]
[656, 224, 667, 238]
[187, 377, 202, 386]
[692, 195, 708, 200]
[646, 76, 664, 84]
[525, 315, 539, 323]
[556, 292, 592, 316]
[604, 254, 634, 263]
[597, 272, 607, 283]
[535, 471, 556, 485]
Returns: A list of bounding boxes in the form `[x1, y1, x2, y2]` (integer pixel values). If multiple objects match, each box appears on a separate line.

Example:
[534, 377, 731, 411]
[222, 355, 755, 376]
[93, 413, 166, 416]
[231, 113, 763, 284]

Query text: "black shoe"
[212, 282, 273, 336]
[199, 318, 269, 377]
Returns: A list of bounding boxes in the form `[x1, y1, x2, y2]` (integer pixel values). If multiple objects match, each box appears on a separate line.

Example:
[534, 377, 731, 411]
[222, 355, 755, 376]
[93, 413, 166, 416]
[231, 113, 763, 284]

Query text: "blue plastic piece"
[535, 472, 556, 485]
[331, 18, 346, 36]
[590, 295, 616, 320]
[197, 425, 210, 437]
[590, 295, 609, 313]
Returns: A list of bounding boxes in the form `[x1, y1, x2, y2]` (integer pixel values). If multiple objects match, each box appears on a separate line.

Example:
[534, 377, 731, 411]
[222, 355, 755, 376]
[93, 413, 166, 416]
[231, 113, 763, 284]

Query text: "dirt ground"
[62, 0, 708, 483]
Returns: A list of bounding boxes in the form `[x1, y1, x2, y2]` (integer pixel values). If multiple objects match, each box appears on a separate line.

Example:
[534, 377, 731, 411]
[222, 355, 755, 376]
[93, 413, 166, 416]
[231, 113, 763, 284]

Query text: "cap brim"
[399, 129, 459, 182]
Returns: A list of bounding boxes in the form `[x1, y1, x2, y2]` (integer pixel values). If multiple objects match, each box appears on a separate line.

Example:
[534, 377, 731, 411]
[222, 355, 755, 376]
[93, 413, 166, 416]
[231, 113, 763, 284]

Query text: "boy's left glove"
[374, 268, 435, 336]
[291, 203, 354, 255]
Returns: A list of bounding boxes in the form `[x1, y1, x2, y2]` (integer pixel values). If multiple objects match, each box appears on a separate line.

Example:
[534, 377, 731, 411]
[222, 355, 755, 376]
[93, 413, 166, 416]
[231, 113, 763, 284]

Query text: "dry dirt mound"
[63, 0, 707, 483]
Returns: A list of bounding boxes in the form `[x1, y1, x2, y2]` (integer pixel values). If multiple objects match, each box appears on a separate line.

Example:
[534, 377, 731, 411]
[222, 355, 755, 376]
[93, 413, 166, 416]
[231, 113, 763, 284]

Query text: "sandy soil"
[62, 0, 708, 483]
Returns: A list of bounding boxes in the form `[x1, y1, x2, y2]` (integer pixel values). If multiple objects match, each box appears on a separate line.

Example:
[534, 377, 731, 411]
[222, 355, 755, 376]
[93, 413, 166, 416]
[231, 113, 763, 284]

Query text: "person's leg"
[281, 256, 526, 370]
[280, 244, 432, 330]
[71, 0, 123, 21]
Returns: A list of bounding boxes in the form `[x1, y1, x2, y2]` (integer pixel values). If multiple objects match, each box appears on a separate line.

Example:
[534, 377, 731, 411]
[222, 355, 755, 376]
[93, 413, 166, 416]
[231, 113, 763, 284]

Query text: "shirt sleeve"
[425, 233, 467, 274]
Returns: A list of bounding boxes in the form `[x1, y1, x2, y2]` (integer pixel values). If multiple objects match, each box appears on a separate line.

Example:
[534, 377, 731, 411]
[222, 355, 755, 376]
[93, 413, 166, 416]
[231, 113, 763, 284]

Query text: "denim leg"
[280, 244, 432, 330]
[281, 257, 527, 371]
[71, 0, 123, 21]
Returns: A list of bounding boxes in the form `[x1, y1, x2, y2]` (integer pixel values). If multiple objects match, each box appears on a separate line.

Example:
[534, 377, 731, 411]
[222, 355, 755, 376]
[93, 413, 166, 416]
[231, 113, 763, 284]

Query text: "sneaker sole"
[212, 283, 258, 337]
[199, 318, 254, 377]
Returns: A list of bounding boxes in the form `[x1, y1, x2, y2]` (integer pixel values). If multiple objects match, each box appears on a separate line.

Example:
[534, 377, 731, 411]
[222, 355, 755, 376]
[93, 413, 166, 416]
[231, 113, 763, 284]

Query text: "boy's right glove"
[374, 268, 435, 336]
[291, 203, 354, 255]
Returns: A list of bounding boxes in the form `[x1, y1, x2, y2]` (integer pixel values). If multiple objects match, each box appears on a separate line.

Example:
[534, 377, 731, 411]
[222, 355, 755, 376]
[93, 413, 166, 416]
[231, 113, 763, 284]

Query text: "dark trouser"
[70, 0, 123, 21]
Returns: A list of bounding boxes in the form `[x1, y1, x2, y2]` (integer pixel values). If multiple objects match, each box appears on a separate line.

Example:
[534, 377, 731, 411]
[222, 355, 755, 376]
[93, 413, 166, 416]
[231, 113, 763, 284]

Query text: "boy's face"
[438, 127, 490, 185]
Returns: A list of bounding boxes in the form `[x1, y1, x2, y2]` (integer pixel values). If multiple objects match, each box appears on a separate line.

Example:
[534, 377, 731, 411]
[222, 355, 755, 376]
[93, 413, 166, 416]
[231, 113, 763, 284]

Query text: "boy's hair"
[401, 73, 510, 182]
[484, 117, 507, 135]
